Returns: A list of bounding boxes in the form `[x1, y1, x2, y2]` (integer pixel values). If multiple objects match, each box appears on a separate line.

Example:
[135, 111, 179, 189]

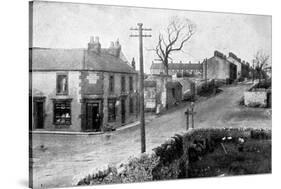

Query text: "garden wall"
[74, 128, 271, 186]
[244, 90, 267, 107]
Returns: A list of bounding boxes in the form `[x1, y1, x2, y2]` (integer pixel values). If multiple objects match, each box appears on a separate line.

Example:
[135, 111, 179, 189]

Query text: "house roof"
[166, 81, 182, 89]
[150, 63, 202, 70]
[30, 47, 136, 74]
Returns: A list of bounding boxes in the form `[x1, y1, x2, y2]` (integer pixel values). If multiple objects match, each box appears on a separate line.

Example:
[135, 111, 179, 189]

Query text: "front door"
[86, 103, 101, 131]
[121, 98, 126, 124]
[34, 101, 44, 129]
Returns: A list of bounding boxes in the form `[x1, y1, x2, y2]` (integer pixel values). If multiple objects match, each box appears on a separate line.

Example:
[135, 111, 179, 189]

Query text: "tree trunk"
[163, 58, 169, 76]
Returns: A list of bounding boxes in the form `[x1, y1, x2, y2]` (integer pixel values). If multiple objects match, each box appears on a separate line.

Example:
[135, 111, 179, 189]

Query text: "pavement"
[30, 82, 271, 188]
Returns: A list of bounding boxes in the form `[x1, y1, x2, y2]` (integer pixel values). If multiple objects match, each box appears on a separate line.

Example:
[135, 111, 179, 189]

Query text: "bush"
[120, 154, 159, 183]
[76, 128, 272, 186]
[76, 153, 159, 185]
[255, 80, 271, 89]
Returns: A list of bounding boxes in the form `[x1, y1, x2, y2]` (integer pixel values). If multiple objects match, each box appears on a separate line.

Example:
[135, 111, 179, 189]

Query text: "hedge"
[74, 128, 271, 186]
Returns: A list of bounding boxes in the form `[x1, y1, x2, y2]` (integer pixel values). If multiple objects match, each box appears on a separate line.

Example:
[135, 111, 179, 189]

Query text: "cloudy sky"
[32, 1, 272, 73]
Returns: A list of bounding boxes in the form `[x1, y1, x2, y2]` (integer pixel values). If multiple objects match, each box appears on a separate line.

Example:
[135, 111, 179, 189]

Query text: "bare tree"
[151, 17, 196, 75]
[253, 50, 270, 83]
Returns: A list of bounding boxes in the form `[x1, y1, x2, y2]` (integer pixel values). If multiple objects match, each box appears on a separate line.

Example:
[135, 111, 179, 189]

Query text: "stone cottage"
[144, 74, 182, 112]
[203, 51, 237, 83]
[30, 37, 138, 132]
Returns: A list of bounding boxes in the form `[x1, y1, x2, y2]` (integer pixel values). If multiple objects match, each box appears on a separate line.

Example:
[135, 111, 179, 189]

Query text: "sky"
[32, 1, 272, 73]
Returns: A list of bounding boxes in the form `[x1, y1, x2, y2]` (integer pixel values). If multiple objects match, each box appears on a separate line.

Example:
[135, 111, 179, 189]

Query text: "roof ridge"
[30, 47, 86, 50]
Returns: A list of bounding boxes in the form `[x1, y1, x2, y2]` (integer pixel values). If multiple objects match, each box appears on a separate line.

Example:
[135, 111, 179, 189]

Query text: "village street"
[31, 82, 271, 188]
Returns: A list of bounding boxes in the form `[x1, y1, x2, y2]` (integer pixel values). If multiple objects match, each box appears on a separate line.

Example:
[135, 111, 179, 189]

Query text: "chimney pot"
[90, 36, 95, 43]
[88, 36, 101, 54]
[95, 36, 100, 43]
[109, 41, 114, 48]
[131, 57, 136, 70]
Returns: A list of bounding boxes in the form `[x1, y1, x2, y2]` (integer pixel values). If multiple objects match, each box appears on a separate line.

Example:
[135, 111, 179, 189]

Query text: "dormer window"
[56, 74, 68, 95]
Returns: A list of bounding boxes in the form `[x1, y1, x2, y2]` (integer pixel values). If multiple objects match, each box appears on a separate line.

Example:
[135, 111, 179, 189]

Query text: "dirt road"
[31, 83, 271, 188]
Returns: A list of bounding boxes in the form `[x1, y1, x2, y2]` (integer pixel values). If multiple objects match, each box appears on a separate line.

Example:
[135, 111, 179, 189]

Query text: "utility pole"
[204, 58, 208, 84]
[130, 23, 151, 153]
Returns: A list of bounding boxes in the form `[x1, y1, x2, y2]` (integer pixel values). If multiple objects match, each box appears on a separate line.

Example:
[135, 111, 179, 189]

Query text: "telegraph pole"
[130, 23, 151, 153]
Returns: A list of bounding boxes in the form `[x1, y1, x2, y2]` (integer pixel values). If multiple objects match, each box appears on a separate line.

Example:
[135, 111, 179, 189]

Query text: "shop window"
[108, 99, 116, 122]
[56, 74, 68, 95]
[53, 100, 71, 125]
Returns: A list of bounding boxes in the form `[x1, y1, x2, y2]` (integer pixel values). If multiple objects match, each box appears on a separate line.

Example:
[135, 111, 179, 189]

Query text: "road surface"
[30, 83, 271, 188]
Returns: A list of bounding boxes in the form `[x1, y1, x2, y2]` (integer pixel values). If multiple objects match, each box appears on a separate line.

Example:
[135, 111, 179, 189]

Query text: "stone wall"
[206, 56, 230, 80]
[75, 128, 271, 186]
[244, 90, 267, 107]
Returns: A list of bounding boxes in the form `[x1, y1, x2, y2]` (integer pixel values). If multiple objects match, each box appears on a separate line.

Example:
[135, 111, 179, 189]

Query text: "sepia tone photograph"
[29, 1, 272, 188]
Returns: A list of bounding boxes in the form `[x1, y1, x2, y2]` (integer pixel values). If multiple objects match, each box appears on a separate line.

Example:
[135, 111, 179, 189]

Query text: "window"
[108, 99, 116, 122]
[56, 74, 68, 95]
[109, 75, 114, 93]
[121, 76, 126, 92]
[53, 100, 71, 125]
[129, 97, 134, 114]
[129, 76, 133, 92]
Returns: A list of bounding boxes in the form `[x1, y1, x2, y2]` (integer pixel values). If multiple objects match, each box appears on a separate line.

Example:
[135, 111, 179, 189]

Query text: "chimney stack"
[108, 39, 122, 57]
[88, 36, 101, 54]
[131, 57, 136, 70]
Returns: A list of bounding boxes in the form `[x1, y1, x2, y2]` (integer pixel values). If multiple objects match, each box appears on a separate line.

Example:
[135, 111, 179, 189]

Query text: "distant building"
[150, 61, 203, 76]
[30, 37, 138, 132]
[241, 61, 250, 79]
[264, 66, 272, 79]
[227, 52, 242, 79]
[204, 51, 237, 83]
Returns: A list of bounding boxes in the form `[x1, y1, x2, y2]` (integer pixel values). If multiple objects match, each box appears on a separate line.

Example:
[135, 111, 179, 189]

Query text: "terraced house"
[150, 61, 203, 76]
[30, 37, 138, 132]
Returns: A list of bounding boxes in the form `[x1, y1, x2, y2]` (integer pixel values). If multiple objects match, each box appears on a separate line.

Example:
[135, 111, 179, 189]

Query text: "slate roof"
[30, 47, 136, 74]
[150, 63, 203, 70]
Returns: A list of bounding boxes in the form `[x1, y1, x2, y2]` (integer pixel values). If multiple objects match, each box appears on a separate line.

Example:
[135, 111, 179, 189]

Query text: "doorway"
[121, 98, 126, 124]
[33, 99, 45, 129]
[85, 102, 101, 131]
